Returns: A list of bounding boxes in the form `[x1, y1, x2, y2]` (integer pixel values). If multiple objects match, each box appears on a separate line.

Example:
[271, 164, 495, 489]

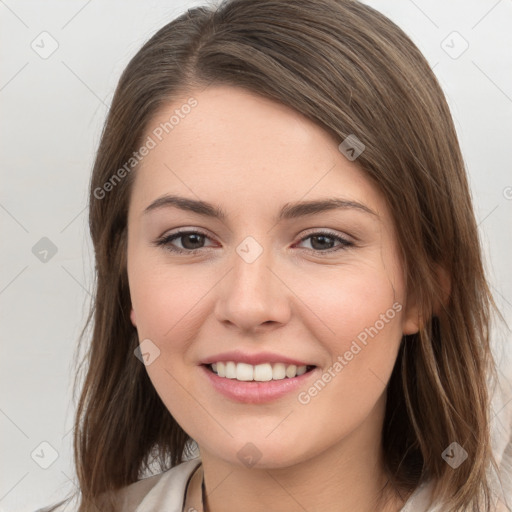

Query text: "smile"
[201, 363, 318, 404]
[207, 361, 315, 381]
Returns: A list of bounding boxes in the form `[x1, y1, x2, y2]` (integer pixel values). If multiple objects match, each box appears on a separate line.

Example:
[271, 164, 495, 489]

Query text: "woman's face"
[126, 85, 419, 469]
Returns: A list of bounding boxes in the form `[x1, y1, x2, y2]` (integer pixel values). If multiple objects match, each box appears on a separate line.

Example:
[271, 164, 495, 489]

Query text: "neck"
[190, 398, 408, 512]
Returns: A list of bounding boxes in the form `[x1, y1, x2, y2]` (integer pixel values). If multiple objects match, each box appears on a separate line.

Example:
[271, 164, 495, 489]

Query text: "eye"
[294, 231, 353, 254]
[154, 229, 215, 255]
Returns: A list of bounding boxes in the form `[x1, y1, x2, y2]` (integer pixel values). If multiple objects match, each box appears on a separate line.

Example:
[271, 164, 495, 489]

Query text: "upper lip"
[200, 350, 316, 367]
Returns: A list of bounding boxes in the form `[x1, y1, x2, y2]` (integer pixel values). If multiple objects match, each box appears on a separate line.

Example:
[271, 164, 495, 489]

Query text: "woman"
[42, 0, 511, 510]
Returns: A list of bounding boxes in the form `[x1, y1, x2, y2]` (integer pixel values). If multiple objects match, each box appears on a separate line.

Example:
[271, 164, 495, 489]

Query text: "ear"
[401, 264, 451, 335]
[130, 308, 137, 327]
[401, 289, 421, 335]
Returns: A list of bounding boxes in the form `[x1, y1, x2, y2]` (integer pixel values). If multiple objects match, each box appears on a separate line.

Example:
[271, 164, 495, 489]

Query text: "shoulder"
[399, 481, 434, 512]
[113, 472, 166, 512]
[113, 457, 202, 512]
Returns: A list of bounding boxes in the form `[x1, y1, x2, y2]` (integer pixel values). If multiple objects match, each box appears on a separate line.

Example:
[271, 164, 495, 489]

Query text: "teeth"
[272, 363, 286, 380]
[285, 364, 297, 378]
[225, 361, 237, 379]
[254, 363, 273, 381]
[209, 361, 311, 381]
[296, 365, 307, 376]
[237, 362, 254, 381]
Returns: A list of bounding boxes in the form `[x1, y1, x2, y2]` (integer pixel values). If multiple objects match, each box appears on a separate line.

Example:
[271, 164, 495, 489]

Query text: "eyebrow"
[142, 194, 377, 221]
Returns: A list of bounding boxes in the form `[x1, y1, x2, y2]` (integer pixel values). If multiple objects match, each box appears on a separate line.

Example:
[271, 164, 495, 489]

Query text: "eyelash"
[153, 229, 354, 256]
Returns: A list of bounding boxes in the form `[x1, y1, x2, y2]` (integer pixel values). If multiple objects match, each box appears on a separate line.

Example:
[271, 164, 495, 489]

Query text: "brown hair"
[44, 0, 500, 510]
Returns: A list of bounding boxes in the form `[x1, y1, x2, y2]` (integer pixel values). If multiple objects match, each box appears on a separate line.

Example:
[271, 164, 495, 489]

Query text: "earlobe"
[402, 264, 451, 335]
[402, 300, 421, 335]
[130, 308, 137, 327]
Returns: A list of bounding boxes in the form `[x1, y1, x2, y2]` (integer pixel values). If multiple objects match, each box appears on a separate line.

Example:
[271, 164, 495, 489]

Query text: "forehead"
[129, 85, 386, 219]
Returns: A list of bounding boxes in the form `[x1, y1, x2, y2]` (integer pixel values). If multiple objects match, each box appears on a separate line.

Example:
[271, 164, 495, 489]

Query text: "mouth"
[204, 362, 317, 381]
[200, 361, 319, 403]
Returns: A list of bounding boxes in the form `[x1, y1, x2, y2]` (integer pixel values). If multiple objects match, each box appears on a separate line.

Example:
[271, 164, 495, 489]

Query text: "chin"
[211, 437, 313, 470]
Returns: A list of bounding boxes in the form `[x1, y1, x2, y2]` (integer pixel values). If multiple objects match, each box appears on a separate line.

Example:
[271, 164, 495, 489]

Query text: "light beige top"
[113, 457, 438, 512]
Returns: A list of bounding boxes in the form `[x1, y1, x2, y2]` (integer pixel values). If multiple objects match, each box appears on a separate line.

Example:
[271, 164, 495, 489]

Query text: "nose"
[213, 239, 291, 333]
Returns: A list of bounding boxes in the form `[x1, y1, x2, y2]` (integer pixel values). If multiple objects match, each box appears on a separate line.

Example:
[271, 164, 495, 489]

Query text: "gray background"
[1, 1, 511, 511]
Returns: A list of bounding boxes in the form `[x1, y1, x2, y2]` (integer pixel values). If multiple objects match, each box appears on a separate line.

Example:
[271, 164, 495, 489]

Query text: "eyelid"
[297, 227, 354, 242]
[155, 227, 216, 248]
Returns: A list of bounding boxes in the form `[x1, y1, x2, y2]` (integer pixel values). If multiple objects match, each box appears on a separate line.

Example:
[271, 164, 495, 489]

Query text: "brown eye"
[154, 230, 214, 254]
[178, 232, 206, 250]
[296, 231, 353, 253]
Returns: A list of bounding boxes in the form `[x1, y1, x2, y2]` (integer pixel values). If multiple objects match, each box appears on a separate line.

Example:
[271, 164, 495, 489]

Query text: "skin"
[126, 85, 421, 512]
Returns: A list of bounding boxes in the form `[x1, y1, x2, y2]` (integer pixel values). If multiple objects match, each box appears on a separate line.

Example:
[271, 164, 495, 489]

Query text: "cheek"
[299, 263, 404, 399]
[128, 260, 215, 351]
[127, 262, 209, 413]
[301, 262, 403, 341]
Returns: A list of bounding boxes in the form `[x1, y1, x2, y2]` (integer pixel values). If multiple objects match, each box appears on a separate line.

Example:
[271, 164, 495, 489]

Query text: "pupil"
[311, 235, 333, 250]
[183, 233, 204, 249]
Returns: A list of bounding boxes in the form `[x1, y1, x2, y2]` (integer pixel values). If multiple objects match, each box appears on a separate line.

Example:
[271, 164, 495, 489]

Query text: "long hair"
[44, 0, 500, 510]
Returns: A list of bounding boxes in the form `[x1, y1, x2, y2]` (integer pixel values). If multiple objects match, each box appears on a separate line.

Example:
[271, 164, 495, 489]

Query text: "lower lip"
[200, 365, 317, 404]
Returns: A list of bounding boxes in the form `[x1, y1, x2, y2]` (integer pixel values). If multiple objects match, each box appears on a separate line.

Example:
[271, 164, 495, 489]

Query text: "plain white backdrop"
[1, 1, 511, 511]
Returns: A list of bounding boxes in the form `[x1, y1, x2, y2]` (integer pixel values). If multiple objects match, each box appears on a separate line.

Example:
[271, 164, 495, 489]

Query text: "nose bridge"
[232, 234, 275, 300]
[214, 234, 290, 329]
